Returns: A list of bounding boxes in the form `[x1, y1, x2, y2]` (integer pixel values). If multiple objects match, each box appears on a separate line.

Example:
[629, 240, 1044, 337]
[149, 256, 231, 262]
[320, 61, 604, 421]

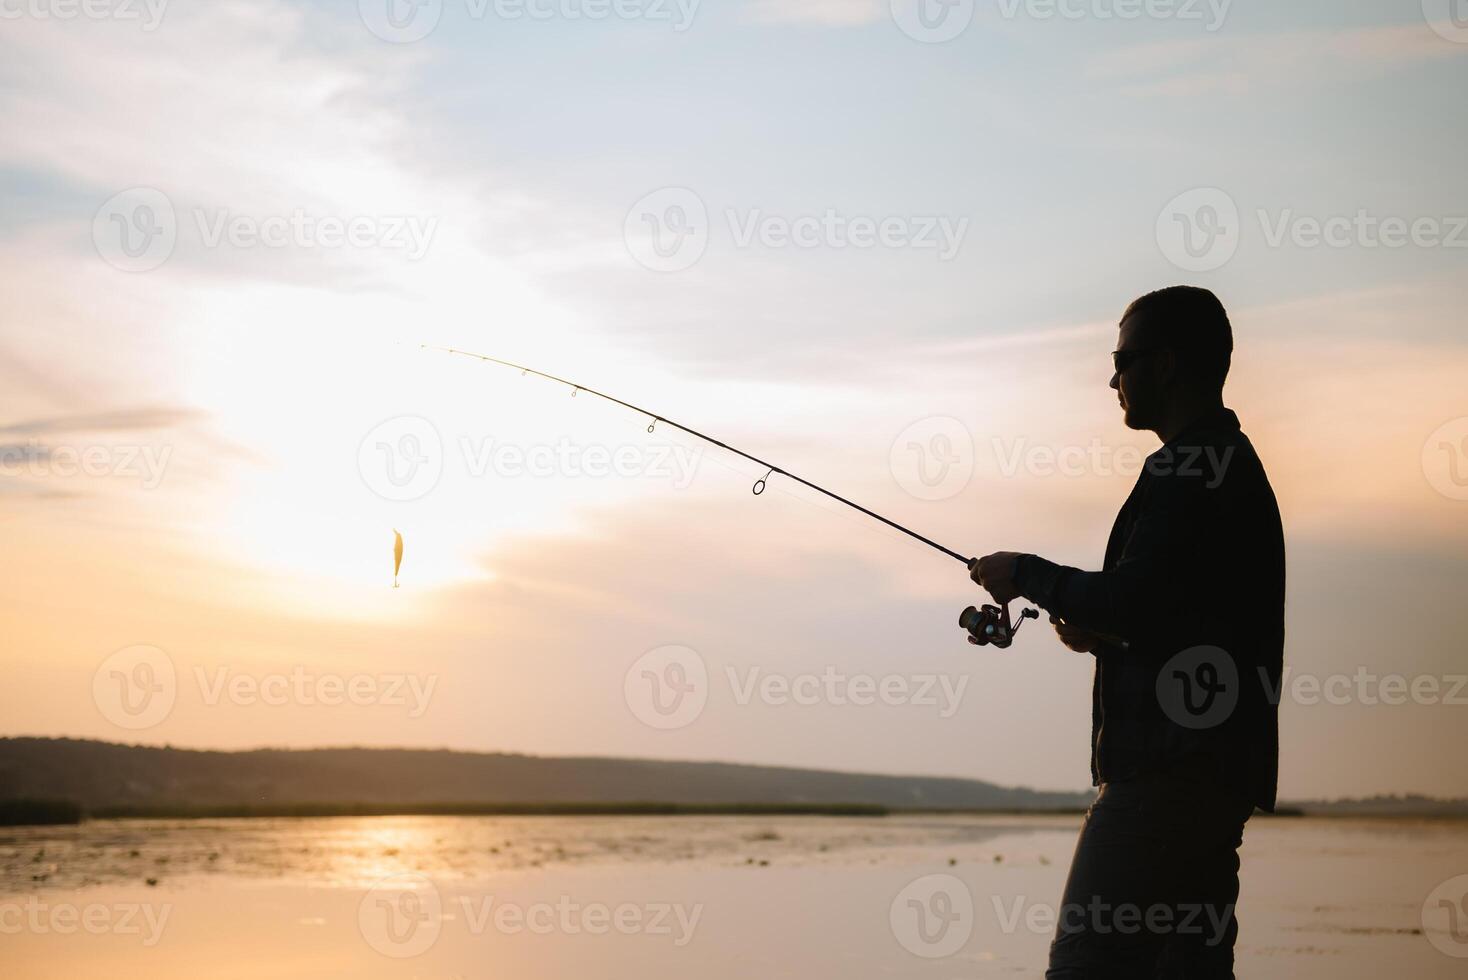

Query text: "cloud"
[0, 2, 466, 292]
[0, 407, 203, 437]
[1086, 24, 1468, 97]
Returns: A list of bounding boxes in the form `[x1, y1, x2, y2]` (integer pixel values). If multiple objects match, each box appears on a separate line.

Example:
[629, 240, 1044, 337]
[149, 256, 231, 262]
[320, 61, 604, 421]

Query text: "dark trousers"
[1046, 773, 1254, 979]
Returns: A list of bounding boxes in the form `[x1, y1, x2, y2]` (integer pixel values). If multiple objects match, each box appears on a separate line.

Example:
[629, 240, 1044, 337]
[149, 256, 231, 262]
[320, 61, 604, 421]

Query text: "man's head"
[1110, 286, 1233, 433]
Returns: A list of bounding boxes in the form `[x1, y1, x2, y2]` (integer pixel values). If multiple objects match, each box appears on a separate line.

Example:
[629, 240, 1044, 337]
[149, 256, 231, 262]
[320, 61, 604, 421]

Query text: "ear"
[1156, 348, 1180, 384]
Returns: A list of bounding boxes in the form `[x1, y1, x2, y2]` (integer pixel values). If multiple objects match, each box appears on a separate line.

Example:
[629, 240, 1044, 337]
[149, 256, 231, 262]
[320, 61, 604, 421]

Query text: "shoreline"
[8, 802, 1468, 827]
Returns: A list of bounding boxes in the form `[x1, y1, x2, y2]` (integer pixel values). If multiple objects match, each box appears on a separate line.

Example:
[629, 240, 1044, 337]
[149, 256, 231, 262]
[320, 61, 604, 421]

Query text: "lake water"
[3, 814, 1466, 977]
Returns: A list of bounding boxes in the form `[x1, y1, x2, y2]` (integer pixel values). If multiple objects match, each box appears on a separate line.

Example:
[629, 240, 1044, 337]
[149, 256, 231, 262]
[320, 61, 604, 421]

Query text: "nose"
[1109, 372, 1120, 391]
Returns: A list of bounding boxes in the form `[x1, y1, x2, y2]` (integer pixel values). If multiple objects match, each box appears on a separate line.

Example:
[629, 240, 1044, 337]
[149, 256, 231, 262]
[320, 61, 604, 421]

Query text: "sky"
[1, 0, 1466, 801]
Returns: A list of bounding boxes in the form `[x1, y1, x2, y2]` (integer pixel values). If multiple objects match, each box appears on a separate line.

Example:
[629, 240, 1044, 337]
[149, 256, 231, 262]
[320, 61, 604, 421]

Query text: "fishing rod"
[423, 344, 1038, 647]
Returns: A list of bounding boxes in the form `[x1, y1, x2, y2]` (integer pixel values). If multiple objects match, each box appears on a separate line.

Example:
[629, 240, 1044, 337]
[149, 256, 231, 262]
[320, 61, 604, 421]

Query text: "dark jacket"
[1014, 408, 1285, 811]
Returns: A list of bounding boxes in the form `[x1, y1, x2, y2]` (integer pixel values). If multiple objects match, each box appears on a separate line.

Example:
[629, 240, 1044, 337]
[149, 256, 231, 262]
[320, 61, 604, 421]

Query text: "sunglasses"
[1112, 348, 1160, 374]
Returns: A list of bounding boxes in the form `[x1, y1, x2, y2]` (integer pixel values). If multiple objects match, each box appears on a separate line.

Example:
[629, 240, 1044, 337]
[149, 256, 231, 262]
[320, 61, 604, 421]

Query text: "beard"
[1120, 394, 1152, 431]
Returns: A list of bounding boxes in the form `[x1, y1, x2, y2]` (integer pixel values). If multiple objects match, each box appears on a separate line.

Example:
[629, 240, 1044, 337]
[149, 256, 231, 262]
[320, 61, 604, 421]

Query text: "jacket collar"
[1161, 406, 1239, 450]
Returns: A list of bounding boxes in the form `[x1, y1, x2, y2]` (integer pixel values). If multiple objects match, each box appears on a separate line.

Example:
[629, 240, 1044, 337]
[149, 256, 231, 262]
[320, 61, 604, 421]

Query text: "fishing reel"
[960, 602, 1039, 649]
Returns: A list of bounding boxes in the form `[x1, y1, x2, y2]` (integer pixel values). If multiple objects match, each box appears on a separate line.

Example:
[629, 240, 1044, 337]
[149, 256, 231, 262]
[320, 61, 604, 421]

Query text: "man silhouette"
[970, 286, 1285, 979]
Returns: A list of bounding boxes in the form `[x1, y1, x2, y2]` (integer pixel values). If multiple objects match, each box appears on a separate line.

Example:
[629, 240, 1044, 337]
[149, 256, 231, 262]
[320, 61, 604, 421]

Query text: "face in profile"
[1110, 313, 1166, 432]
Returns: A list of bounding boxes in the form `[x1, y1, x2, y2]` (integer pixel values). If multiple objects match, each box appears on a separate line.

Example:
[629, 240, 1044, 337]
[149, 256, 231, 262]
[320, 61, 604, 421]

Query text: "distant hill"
[4, 739, 1459, 820]
[0, 738, 1091, 816]
[1283, 795, 1468, 818]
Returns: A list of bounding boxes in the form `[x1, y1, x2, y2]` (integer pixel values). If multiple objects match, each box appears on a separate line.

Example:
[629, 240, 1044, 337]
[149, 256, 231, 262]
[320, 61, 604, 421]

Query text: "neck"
[1155, 394, 1225, 444]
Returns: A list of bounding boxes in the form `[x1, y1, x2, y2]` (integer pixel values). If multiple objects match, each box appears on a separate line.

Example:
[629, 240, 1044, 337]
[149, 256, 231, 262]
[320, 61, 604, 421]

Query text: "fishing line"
[423, 345, 974, 566]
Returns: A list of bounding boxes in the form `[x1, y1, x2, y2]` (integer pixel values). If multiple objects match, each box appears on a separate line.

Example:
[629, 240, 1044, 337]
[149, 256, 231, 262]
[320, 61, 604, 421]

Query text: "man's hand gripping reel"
[960, 602, 1040, 649]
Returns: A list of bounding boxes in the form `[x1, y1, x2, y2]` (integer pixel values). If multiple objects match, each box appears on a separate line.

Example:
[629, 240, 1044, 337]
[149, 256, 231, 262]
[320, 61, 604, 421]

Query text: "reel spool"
[960, 603, 1039, 649]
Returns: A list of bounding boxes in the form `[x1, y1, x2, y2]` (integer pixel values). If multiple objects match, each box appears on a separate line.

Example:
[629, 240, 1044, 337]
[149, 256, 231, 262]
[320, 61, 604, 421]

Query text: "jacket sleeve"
[1014, 474, 1201, 649]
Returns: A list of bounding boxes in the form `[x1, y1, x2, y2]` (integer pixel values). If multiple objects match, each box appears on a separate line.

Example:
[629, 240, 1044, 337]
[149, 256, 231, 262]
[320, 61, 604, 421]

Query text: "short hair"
[1122, 286, 1233, 389]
